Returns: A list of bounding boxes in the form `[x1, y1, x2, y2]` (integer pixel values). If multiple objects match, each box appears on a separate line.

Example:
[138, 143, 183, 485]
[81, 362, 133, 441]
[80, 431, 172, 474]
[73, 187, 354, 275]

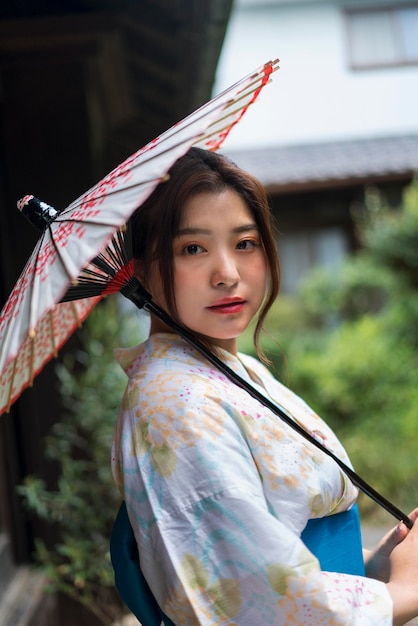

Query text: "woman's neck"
[149, 315, 238, 356]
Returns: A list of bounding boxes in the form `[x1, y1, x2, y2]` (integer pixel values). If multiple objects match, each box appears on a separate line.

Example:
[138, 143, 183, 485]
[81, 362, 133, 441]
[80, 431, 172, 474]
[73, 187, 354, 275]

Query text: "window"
[345, 5, 418, 68]
[279, 228, 348, 294]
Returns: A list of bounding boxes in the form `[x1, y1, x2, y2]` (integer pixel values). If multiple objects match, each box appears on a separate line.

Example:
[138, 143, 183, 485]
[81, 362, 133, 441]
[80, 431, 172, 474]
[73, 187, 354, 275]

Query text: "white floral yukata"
[112, 333, 393, 625]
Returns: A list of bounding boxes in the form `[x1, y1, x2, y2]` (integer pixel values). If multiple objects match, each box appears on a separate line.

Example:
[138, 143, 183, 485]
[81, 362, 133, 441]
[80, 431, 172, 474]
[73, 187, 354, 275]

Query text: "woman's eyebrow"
[235, 223, 258, 233]
[176, 223, 258, 237]
[175, 227, 211, 236]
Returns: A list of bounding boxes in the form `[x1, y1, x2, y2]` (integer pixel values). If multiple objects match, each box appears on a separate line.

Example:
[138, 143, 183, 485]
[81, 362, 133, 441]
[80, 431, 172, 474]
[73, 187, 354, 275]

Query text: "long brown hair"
[130, 147, 280, 359]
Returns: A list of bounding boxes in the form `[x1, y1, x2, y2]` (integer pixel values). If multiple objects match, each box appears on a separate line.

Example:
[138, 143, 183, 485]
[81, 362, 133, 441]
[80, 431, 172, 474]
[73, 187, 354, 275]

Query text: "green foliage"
[238, 296, 310, 378]
[18, 298, 145, 624]
[362, 182, 418, 289]
[299, 256, 398, 323]
[260, 179, 418, 523]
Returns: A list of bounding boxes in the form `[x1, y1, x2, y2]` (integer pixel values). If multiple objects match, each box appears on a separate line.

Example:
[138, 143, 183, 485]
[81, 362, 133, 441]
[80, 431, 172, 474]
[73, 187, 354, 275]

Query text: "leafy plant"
[18, 297, 146, 624]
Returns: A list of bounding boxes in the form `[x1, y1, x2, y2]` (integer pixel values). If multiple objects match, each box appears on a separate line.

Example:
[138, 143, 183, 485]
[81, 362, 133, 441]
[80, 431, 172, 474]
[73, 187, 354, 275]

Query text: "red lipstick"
[207, 297, 246, 314]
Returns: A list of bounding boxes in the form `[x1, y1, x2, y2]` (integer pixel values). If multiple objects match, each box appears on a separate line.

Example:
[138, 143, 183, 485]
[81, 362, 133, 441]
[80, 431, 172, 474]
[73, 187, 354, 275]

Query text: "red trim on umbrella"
[102, 259, 135, 296]
[205, 62, 274, 151]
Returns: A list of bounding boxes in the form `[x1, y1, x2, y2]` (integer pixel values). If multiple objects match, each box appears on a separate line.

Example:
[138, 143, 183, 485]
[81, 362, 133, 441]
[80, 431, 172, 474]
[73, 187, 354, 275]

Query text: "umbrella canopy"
[0, 59, 279, 417]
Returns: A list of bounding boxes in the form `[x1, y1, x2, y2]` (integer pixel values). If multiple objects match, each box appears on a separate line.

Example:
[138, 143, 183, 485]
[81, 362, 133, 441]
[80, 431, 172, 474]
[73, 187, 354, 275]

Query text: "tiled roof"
[222, 134, 418, 192]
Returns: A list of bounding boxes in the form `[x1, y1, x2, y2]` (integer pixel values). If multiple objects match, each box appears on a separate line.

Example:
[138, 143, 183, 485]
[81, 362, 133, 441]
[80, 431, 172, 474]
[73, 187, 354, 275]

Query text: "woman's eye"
[183, 243, 204, 255]
[236, 239, 258, 250]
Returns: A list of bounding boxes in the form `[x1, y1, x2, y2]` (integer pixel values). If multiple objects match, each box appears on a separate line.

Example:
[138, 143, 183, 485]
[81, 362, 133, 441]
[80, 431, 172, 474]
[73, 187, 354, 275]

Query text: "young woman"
[112, 147, 418, 625]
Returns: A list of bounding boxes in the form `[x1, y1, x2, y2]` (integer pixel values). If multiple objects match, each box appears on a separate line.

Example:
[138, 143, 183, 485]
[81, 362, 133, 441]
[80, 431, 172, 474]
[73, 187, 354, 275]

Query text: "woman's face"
[148, 188, 268, 354]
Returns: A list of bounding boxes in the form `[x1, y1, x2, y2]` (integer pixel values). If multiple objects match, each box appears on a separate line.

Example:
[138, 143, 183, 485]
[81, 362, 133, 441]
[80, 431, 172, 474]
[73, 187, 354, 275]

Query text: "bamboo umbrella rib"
[29, 334, 35, 387]
[100, 242, 125, 272]
[70, 300, 83, 329]
[75, 268, 111, 282]
[55, 217, 130, 229]
[187, 59, 278, 116]
[58, 177, 161, 220]
[208, 78, 275, 129]
[29, 238, 44, 336]
[49, 308, 58, 359]
[47, 223, 87, 283]
[6, 357, 18, 413]
[200, 85, 276, 148]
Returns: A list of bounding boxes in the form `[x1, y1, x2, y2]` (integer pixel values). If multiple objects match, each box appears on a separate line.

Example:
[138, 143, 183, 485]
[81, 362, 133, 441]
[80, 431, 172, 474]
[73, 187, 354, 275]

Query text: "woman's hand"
[364, 508, 418, 582]
[382, 508, 418, 625]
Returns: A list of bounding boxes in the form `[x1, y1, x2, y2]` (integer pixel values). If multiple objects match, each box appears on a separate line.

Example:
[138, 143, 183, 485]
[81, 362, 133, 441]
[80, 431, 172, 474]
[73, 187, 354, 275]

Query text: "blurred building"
[216, 0, 418, 291]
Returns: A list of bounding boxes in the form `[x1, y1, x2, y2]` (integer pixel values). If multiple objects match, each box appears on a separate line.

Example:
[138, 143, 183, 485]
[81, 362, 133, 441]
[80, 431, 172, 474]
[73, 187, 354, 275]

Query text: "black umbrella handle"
[121, 277, 413, 530]
[17, 195, 58, 231]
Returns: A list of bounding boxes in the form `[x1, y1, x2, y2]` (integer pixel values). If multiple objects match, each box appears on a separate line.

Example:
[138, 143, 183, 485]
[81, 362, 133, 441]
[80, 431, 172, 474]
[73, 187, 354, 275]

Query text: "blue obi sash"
[111, 501, 176, 626]
[301, 504, 365, 576]
[111, 502, 364, 626]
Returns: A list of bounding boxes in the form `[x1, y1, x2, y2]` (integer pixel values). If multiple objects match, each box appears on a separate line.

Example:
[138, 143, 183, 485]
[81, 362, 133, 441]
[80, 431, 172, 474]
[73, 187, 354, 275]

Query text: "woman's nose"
[211, 253, 240, 287]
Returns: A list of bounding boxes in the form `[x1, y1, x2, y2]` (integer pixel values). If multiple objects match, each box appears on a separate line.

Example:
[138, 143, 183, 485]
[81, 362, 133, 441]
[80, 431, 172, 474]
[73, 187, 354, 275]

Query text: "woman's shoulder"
[118, 333, 228, 396]
[238, 351, 277, 383]
[238, 352, 309, 406]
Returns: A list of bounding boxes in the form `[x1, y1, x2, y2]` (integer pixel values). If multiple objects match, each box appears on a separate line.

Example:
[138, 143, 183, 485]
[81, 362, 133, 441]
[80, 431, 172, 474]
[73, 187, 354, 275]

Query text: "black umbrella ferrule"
[120, 276, 151, 310]
[17, 195, 58, 232]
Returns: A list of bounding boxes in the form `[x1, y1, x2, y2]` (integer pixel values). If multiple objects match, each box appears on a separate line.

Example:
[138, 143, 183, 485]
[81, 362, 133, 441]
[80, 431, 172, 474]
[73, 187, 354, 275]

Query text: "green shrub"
[18, 298, 146, 624]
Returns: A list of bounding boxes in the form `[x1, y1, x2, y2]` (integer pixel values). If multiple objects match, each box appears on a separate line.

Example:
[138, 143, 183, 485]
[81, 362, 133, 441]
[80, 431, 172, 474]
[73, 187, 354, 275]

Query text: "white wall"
[215, 0, 418, 149]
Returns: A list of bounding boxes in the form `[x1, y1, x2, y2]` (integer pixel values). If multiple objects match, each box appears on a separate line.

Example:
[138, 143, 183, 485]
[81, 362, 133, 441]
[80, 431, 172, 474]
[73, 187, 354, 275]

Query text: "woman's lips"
[207, 299, 246, 314]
